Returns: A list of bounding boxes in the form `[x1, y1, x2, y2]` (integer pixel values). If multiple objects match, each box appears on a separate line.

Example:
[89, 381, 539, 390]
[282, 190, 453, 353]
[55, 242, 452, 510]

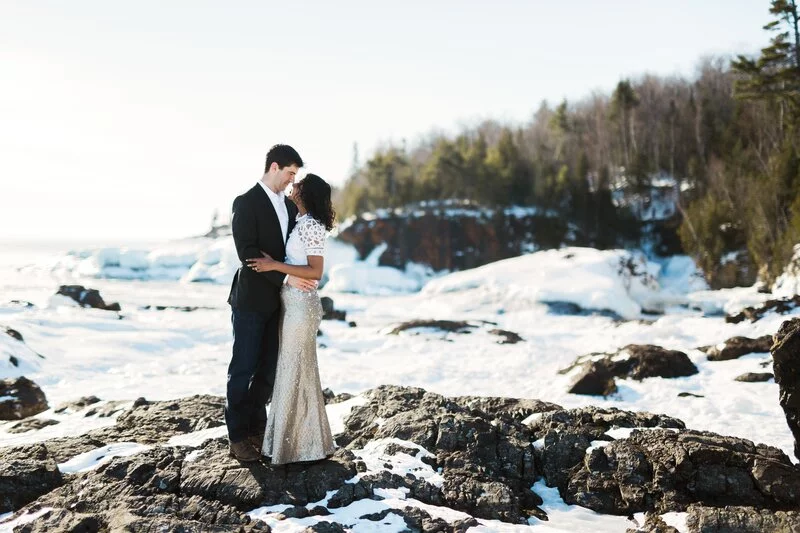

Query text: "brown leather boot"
[248, 433, 265, 452]
[229, 439, 260, 462]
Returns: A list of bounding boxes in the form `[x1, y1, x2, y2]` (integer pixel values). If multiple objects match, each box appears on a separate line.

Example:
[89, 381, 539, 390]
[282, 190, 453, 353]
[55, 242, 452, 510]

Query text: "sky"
[0, 1, 770, 242]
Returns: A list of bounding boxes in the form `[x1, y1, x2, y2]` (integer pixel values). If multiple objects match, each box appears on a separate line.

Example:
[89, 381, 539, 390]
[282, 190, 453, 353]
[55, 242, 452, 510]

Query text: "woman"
[246, 173, 336, 464]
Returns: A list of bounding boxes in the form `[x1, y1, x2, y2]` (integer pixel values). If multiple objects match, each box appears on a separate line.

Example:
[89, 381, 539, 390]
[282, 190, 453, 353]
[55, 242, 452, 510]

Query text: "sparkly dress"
[262, 214, 335, 464]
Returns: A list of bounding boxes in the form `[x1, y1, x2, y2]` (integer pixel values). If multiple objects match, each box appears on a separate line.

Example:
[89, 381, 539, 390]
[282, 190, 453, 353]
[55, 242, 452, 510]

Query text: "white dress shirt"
[258, 180, 288, 243]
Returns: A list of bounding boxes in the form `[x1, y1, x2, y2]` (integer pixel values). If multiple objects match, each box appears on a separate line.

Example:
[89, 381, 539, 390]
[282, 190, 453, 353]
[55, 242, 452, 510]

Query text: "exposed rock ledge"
[1, 385, 798, 532]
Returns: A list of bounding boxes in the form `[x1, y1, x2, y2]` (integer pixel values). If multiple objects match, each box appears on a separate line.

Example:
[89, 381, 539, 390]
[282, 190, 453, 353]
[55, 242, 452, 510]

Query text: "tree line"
[335, 1, 800, 286]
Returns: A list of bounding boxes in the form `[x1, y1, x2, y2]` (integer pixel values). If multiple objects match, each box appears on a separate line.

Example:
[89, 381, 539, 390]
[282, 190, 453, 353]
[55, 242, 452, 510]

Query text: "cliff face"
[334, 204, 573, 271]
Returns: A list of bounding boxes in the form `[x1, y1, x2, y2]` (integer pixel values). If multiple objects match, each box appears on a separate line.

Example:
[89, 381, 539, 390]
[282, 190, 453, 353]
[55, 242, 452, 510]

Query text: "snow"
[422, 247, 665, 319]
[325, 243, 429, 294]
[31, 236, 362, 286]
[57, 442, 152, 474]
[0, 239, 797, 532]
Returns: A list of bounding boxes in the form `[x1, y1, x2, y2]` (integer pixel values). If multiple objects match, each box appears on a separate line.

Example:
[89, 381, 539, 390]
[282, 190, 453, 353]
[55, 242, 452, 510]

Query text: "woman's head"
[293, 173, 335, 230]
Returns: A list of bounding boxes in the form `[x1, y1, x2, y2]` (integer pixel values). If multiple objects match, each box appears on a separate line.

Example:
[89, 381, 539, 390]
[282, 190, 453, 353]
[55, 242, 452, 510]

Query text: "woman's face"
[290, 180, 303, 206]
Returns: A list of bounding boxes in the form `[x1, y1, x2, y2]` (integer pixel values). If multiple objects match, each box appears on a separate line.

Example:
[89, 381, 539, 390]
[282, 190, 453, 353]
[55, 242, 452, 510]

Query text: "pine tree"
[732, 0, 800, 127]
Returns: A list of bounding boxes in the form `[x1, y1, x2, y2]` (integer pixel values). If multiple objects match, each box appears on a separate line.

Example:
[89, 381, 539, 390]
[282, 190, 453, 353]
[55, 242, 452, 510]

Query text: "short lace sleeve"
[298, 217, 327, 256]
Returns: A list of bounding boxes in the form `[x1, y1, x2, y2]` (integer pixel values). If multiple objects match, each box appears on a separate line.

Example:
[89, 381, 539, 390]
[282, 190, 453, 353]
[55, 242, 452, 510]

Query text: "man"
[226, 144, 317, 462]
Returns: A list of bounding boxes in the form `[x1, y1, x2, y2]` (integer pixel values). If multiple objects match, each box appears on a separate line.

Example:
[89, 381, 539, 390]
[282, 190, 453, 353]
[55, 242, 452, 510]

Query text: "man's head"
[263, 144, 304, 192]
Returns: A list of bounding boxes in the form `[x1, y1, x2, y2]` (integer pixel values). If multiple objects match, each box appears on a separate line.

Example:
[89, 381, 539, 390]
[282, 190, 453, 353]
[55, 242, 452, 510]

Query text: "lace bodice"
[285, 215, 327, 265]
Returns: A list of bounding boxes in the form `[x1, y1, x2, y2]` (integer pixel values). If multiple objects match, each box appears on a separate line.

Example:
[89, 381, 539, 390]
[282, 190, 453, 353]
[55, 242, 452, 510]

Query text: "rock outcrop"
[2, 385, 799, 531]
[704, 335, 773, 361]
[564, 344, 699, 396]
[0, 443, 62, 514]
[56, 285, 121, 311]
[771, 318, 800, 461]
[0, 376, 48, 420]
[726, 294, 800, 324]
[336, 203, 572, 271]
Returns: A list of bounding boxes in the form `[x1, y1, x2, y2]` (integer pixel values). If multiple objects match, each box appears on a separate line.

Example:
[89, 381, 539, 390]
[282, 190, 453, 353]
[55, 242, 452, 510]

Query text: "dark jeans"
[225, 308, 280, 443]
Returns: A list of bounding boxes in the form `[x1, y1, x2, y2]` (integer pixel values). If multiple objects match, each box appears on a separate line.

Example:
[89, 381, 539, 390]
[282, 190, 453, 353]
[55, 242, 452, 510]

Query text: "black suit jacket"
[227, 184, 298, 313]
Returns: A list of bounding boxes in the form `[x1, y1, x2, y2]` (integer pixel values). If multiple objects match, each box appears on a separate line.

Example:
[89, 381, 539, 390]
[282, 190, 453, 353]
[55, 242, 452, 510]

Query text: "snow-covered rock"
[422, 247, 667, 320]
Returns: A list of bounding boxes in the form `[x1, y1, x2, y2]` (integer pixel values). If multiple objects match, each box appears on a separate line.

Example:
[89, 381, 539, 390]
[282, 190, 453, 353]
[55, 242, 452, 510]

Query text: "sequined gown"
[262, 215, 335, 464]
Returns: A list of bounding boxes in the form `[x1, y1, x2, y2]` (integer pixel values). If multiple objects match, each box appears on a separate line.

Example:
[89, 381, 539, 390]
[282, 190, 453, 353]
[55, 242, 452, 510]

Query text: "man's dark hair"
[265, 144, 303, 172]
[297, 173, 336, 231]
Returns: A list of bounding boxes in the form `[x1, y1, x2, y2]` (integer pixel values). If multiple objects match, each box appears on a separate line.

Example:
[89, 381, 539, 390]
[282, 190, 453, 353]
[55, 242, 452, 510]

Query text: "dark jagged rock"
[339, 385, 546, 523]
[568, 360, 619, 396]
[528, 406, 685, 494]
[726, 294, 800, 324]
[678, 392, 705, 398]
[56, 285, 121, 311]
[304, 523, 345, 533]
[8, 446, 268, 531]
[53, 395, 102, 414]
[687, 506, 799, 533]
[7, 384, 800, 530]
[321, 297, 347, 321]
[395, 506, 480, 532]
[735, 372, 774, 383]
[565, 345, 698, 396]
[7, 418, 59, 434]
[322, 388, 354, 405]
[565, 428, 800, 515]
[613, 345, 698, 380]
[772, 318, 800, 461]
[387, 320, 524, 345]
[141, 305, 215, 312]
[0, 443, 63, 513]
[87, 394, 224, 444]
[706, 335, 773, 361]
[388, 320, 477, 335]
[83, 399, 128, 418]
[543, 300, 626, 321]
[180, 438, 358, 510]
[3, 325, 23, 341]
[0, 376, 48, 420]
[448, 395, 561, 422]
[685, 504, 800, 533]
[8, 300, 35, 309]
[488, 329, 524, 344]
[626, 512, 680, 533]
[335, 203, 572, 272]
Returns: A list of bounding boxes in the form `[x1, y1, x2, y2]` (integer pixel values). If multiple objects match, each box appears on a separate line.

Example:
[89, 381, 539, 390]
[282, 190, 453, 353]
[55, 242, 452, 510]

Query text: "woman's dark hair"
[297, 173, 336, 231]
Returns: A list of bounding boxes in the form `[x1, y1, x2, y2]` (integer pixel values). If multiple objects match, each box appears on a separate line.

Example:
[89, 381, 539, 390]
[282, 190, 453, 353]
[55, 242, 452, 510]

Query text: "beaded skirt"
[262, 285, 335, 464]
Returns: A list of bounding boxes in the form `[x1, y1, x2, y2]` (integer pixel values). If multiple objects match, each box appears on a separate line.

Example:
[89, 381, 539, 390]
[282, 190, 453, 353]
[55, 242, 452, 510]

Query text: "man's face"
[275, 164, 299, 191]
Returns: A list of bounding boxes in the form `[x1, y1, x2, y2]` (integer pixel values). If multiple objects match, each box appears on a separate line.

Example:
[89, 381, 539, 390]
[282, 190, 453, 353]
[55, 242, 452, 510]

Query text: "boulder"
[53, 395, 102, 414]
[565, 429, 800, 515]
[706, 335, 773, 361]
[727, 295, 800, 324]
[56, 285, 121, 311]
[339, 385, 549, 523]
[566, 344, 698, 396]
[735, 372, 774, 383]
[0, 443, 62, 513]
[8, 446, 268, 531]
[2, 326, 23, 342]
[771, 318, 800, 461]
[528, 406, 685, 493]
[87, 394, 224, 444]
[321, 297, 346, 321]
[0, 376, 48, 420]
[7, 418, 60, 434]
[685, 505, 800, 533]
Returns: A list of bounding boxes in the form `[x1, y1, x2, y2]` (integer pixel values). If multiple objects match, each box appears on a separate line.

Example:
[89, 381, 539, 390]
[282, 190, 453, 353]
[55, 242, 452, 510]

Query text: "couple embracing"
[225, 144, 336, 464]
